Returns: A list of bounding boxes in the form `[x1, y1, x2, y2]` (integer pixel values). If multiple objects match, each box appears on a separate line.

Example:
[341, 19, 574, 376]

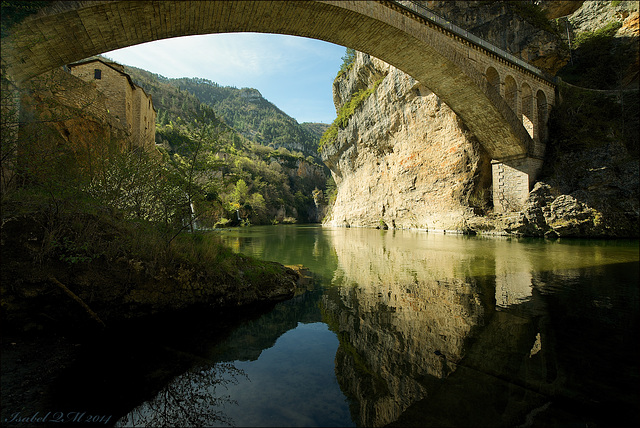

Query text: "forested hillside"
[118, 62, 330, 226]
[125, 67, 323, 157]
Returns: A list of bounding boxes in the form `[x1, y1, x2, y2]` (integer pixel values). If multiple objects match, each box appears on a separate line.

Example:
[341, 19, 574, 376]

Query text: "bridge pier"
[492, 157, 544, 212]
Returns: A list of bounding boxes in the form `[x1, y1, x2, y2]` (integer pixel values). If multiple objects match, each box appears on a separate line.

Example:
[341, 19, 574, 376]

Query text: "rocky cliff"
[321, 1, 638, 238]
[322, 53, 492, 231]
[426, 0, 571, 74]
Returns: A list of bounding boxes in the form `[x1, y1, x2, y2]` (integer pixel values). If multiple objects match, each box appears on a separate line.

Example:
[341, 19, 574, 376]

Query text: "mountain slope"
[107, 61, 329, 225]
[121, 65, 327, 157]
[168, 76, 324, 157]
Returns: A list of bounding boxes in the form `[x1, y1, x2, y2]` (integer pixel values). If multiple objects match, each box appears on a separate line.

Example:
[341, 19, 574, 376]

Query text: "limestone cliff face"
[322, 53, 492, 231]
[321, 1, 638, 238]
[568, 0, 639, 33]
[539, 1, 585, 19]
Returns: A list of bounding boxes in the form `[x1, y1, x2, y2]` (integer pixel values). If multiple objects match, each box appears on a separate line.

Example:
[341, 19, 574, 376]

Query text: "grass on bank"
[1, 185, 269, 284]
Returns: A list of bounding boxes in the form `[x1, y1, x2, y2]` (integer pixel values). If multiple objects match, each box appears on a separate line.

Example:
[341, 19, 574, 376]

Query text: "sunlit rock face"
[539, 1, 585, 19]
[322, 53, 492, 231]
[321, 228, 491, 426]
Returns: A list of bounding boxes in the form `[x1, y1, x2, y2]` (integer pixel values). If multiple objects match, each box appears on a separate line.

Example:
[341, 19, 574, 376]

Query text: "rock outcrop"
[322, 53, 492, 231]
[539, 1, 585, 19]
[567, 0, 639, 88]
[568, 0, 639, 33]
[321, 1, 639, 238]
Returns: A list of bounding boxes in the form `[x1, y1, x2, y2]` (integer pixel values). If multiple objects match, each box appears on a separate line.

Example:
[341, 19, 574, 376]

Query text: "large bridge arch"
[1, 0, 555, 211]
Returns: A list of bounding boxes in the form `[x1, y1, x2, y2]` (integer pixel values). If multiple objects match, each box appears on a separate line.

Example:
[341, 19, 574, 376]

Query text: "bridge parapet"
[384, 0, 555, 155]
[389, 0, 555, 83]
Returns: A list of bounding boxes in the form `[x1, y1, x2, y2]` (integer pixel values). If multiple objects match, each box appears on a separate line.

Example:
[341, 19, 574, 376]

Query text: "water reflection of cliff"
[321, 228, 495, 427]
[321, 228, 639, 427]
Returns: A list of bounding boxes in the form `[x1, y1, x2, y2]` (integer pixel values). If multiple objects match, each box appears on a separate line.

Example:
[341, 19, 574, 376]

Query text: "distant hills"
[115, 61, 332, 225]
[123, 65, 329, 158]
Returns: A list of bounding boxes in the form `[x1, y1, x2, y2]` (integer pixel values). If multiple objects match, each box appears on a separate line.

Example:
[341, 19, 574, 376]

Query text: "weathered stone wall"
[69, 60, 156, 152]
[16, 68, 130, 182]
[36, 67, 123, 129]
[492, 157, 544, 212]
[132, 84, 156, 152]
[69, 61, 133, 132]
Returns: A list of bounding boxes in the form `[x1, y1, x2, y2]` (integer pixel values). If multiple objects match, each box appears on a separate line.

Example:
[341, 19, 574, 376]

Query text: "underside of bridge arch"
[485, 66, 500, 94]
[2, 0, 547, 211]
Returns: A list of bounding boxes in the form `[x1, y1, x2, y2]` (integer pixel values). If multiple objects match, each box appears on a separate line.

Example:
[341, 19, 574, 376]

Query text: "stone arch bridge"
[1, 0, 556, 211]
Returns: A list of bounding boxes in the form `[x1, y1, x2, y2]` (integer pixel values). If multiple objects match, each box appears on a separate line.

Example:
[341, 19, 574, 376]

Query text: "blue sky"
[104, 33, 346, 124]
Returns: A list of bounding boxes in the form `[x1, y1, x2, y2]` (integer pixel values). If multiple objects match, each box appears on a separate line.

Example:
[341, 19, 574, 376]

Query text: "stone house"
[68, 58, 156, 152]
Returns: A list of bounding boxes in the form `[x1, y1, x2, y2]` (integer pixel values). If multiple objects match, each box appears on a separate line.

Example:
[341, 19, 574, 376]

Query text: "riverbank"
[0, 206, 308, 425]
[1, 208, 303, 333]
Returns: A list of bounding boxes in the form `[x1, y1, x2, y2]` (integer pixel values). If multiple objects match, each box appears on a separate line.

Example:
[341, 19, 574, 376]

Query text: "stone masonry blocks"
[492, 157, 544, 212]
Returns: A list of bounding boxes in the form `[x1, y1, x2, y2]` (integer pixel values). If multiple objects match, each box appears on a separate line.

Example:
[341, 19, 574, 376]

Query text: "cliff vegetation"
[318, 77, 384, 153]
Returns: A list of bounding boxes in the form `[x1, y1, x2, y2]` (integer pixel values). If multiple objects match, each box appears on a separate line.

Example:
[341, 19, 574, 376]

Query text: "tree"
[231, 179, 249, 206]
[167, 120, 226, 233]
[337, 48, 356, 77]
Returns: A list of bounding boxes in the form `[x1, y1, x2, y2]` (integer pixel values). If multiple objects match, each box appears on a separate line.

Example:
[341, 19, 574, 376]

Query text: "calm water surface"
[114, 225, 638, 427]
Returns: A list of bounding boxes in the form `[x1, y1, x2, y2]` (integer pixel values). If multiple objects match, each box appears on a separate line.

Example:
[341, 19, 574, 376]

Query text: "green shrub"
[318, 78, 384, 153]
[572, 21, 622, 49]
[335, 48, 356, 80]
[507, 1, 557, 34]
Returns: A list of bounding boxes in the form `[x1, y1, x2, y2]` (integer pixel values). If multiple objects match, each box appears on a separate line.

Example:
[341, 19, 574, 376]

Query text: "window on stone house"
[94, 69, 101, 79]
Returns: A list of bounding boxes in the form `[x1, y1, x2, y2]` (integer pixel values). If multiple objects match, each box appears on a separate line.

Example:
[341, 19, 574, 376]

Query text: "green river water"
[112, 225, 638, 427]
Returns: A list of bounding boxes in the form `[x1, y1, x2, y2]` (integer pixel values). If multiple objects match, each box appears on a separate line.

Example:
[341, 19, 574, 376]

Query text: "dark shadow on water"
[42, 289, 327, 427]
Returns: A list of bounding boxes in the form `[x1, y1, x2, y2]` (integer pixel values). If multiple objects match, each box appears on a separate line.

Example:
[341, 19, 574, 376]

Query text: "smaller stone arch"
[536, 89, 548, 143]
[485, 66, 500, 95]
[521, 82, 534, 138]
[504, 75, 518, 115]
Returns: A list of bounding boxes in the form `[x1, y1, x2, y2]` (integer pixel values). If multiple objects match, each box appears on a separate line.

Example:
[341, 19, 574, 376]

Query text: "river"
[60, 226, 640, 427]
